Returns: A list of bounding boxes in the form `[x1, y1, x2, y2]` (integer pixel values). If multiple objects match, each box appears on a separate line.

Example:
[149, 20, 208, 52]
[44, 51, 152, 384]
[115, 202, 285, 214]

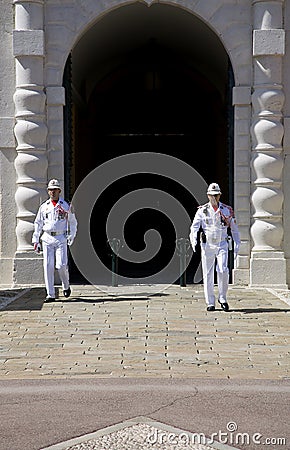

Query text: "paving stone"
[0, 285, 290, 379]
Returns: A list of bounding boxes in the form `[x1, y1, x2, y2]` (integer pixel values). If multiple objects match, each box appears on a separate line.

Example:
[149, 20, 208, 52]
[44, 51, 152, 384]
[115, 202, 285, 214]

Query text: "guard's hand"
[67, 235, 74, 246]
[234, 242, 240, 258]
[191, 242, 197, 252]
[34, 243, 41, 253]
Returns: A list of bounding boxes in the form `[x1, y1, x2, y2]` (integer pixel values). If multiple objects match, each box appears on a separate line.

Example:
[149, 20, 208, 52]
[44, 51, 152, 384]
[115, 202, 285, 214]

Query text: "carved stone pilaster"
[14, 85, 48, 251]
[13, 0, 47, 284]
[251, 86, 284, 251]
[250, 0, 286, 287]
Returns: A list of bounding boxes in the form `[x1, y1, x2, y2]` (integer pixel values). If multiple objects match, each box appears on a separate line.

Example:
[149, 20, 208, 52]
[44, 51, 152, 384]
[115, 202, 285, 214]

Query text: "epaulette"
[198, 203, 209, 215]
[220, 202, 234, 217]
[59, 198, 71, 207]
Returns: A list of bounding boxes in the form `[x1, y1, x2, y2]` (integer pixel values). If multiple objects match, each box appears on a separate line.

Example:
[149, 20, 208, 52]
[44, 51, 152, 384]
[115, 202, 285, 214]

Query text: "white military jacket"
[32, 197, 77, 243]
[189, 201, 240, 249]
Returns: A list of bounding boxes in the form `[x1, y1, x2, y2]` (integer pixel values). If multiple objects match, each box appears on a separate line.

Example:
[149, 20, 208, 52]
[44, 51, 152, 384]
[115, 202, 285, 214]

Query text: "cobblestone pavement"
[0, 284, 290, 380]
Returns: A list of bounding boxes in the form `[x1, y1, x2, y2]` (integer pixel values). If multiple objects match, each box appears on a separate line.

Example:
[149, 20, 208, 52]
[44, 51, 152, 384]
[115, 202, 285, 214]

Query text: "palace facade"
[1, 0, 290, 288]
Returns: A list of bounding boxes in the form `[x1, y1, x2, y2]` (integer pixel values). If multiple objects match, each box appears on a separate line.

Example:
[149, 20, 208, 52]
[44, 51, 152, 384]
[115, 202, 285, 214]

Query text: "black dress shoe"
[207, 305, 215, 311]
[219, 302, 229, 311]
[63, 287, 71, 298]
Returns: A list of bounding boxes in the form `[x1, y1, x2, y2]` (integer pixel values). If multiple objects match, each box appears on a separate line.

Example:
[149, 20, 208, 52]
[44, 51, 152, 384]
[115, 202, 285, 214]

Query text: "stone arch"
[46, 0, 252, 87]
[44, 0, 253, 201]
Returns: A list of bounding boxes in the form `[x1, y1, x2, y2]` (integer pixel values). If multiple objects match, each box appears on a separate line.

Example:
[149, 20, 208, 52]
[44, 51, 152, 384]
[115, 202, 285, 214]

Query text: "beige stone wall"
[283, 0, 290, 284]
[0, 0, 289, 287]
[0, 1, 16, 286]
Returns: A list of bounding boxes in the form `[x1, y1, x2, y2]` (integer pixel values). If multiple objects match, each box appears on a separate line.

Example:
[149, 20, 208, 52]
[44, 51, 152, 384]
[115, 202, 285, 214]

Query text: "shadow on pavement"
[1, 288, 170, 311]
[68, 297, 150, 303]
[231, 307, 290, 314]
[2, 288, 45, 311]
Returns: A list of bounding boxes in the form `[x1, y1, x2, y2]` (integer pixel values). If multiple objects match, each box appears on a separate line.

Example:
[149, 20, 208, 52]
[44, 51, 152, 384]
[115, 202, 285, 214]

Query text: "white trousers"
[201, 241, 229, 306]
[42, 236, 69, 297]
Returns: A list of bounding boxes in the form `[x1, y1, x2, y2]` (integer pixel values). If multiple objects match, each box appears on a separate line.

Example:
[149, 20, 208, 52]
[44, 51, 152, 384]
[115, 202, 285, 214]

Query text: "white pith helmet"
[47, 179, 61, 190]
[207, 183, 221, 195]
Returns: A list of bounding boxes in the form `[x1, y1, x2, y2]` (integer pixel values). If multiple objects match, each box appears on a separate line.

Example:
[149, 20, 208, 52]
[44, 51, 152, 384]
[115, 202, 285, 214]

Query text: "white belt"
[46, 231, 65, 236]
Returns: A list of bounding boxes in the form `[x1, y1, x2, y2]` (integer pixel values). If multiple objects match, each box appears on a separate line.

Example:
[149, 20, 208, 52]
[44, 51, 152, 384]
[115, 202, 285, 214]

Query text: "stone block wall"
[0, 0, 288, 287]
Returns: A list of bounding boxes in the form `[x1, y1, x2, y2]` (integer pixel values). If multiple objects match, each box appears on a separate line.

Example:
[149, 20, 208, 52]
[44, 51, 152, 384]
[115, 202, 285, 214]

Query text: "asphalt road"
[0, 378, 289, 450]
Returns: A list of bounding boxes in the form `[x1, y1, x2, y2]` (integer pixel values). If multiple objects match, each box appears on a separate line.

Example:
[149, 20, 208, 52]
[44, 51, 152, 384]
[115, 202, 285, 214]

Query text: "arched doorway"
[64, 3, 233, 284]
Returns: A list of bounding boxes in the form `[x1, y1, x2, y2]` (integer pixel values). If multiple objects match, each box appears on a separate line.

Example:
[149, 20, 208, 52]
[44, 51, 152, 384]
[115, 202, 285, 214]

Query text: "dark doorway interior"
[64, 6, 233, 284]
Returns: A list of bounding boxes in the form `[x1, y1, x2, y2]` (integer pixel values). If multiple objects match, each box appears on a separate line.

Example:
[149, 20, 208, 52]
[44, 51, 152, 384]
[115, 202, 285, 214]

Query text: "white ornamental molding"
[250, 86, 284, 251]
[13, 0, 47, 252]
[250, 217, 283, 251]
[251, 0, 285, 254]
[250, 85, 285, 250]
[14, 88, 48, 250]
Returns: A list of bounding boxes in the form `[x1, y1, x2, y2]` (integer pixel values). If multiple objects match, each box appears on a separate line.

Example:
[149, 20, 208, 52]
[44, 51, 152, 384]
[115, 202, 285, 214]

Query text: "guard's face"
[48, 188, 61, 201]
[207, 193, 221, 206]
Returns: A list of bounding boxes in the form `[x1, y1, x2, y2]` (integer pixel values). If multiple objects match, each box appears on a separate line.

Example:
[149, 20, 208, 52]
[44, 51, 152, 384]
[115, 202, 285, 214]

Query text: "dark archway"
[64, 4, 234, 284]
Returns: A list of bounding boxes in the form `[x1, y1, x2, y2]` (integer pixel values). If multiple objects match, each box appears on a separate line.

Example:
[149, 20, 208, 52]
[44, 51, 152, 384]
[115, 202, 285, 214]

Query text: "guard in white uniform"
[32, 179, 78, 301]
[189, 183, 240, 311]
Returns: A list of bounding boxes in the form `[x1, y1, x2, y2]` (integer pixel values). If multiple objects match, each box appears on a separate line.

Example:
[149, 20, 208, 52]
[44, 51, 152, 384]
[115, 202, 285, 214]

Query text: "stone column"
[250, 0, 287, 287]
[13, 0, 47, 284]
